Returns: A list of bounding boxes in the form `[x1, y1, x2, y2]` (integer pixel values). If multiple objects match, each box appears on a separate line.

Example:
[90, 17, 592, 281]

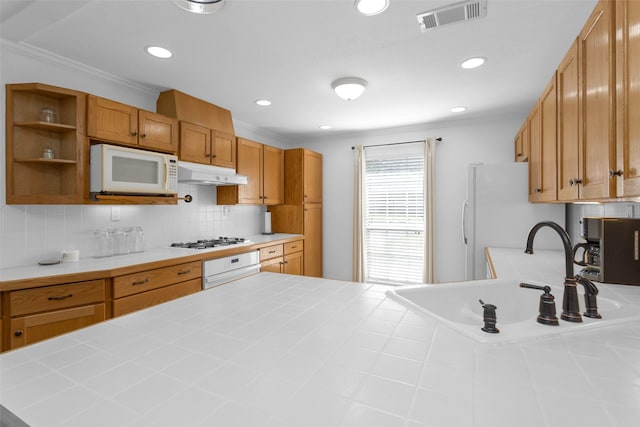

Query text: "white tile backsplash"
[0, 183, 266, 268]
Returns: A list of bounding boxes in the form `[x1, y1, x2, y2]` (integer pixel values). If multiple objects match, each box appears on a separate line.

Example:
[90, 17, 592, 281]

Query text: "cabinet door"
[303, 204, 323, 277]
[263, 145, 284, 205]
[303, 150, 323, 203]
[578, 0, 615, 200]
[10, 304, 106, 350]
[179, 122, 211, 164]
[557, 39, 581, 201]
[212, 131, 236, 168]
[514, 123, 528, 162]
[87, 95, 138, 145]
[260, 257, 284, 273]
[284, 251, 303, 276]
[616, 0, 640, 197]
[529, 75, 558, 202]
[138, 110, 178, 153]
[236, 138, 264, 204]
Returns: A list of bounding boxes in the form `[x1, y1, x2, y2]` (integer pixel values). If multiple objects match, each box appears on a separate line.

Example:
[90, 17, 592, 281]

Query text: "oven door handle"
[203, 264, 261, 289]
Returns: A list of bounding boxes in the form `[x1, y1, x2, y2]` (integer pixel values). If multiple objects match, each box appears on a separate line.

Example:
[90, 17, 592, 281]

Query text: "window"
[364, 143, 425, 285]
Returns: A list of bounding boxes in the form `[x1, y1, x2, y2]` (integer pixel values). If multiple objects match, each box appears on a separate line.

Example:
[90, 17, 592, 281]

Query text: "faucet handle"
[575, 275, 602, 319]
[478, 299, 500, 334]
[519, 282, 560, 326]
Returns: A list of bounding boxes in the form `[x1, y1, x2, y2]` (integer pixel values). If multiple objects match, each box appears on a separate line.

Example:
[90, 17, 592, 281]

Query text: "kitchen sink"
[386, 279, 640, 343]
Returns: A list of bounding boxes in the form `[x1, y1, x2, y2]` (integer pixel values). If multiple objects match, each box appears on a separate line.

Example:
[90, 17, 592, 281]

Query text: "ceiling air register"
[417, 0, 487, 32]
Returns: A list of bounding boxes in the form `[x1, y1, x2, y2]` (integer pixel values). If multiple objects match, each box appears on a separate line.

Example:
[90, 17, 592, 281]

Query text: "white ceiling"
[0, 0, 598, 140]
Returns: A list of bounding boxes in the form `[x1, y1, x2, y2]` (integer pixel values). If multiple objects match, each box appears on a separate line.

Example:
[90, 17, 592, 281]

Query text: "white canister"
[61, 249, 80, 262]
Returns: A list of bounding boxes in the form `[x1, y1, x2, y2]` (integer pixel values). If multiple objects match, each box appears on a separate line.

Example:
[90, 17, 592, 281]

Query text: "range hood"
[177, 161, 248, 185]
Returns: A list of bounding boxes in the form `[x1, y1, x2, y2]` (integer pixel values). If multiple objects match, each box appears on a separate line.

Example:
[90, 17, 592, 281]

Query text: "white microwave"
[90, 144, 178, 195]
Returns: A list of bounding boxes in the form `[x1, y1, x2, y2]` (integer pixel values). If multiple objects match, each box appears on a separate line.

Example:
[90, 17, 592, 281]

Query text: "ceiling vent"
[417, 0, 487, 32]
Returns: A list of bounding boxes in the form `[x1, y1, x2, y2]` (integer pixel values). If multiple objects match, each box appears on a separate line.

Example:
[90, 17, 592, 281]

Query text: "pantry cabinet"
[5, 83, 86, 204]
[88, 95, 178, 153]
[528, 74, 558, 203]
[178, 121, 236, 169]
[6, 279, 106, 350]
[217, 138, 284, 205]
[615, 0, 640, 197]
[270, 148, 323, 277]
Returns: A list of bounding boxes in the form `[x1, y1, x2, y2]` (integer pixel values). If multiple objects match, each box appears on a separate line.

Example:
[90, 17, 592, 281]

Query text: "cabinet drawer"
[259, 244, 284, 261]
[10, 280, 106, 317]
[112, 279, 201, 317]
[284, 240, 303, 255]
[113, 261, 201, 298]
[10, 303, 106, 350]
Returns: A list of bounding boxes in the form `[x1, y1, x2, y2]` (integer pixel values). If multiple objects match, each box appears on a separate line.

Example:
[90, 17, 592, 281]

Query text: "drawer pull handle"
[132, 278, 149, 286]
[290, 246, 297, 249]
[269, 250, 276, 254]
[177, 269, 191, 275]
[48, 293, 73, 301]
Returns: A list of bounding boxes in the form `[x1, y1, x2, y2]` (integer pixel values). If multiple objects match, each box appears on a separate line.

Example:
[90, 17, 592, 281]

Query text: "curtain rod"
[351, 137, 442, 150]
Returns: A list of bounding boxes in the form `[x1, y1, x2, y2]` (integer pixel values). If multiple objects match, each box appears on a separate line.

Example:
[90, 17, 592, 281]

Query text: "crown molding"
[1, 38, 158, 96]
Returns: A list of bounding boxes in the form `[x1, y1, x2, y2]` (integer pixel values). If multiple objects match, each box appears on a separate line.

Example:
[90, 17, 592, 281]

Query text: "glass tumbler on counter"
[127, 226, 144, 253]
[94, 229, 113, 257]
[111, 228, 129, 255]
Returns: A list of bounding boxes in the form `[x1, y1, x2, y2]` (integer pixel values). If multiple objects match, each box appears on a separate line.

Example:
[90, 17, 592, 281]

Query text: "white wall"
[298, 117, 522, 283]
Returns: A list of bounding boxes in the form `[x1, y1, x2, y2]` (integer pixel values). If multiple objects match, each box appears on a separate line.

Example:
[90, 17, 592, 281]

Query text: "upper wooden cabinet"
[616, 0, 640, 197]
[217, 138, 284, 205]
[514, 122, 528, 162]
[577, 0, 616, 200]
[5, 83, 86, 204]
[284, 148, 323, 204]
[557, 39, 581, 201]
[179, 122, 236, 168]
[87, 95, 178, 153]
[528, 74, 558, 202]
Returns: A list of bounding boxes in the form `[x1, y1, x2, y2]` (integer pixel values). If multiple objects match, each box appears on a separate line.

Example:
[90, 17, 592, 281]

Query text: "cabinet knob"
[14, 330, 23, 337]
[131, 131, 138, 137]
[211, 154, 217, 158]
[535, 188, 542, 193]
[574, 178, 583, 185]
[569, 179, 575, 186]
[141, 133, 147, 138]
[609, 169, 623, 178]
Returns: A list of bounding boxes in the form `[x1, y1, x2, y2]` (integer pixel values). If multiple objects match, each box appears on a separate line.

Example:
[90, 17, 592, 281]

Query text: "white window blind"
[364, 143, 425, 285]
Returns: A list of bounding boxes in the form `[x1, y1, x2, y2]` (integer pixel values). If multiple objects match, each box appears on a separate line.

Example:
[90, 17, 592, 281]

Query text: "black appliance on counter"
[573, 217, 640, 285]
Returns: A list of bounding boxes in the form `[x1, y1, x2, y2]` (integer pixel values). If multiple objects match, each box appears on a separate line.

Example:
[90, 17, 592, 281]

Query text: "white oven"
[90, 144, 178, 195]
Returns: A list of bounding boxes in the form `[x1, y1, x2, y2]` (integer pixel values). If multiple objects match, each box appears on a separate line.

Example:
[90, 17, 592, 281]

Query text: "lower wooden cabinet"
[111, 261, 201, 317]
[259, 240, 304, 275]
[6, 279, 106, 350]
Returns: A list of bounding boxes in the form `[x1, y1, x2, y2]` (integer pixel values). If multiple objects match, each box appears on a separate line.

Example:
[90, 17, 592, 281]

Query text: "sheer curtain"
[353, 138, 437, 284]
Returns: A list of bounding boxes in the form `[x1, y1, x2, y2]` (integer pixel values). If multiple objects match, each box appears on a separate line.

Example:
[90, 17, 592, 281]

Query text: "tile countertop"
[0, 233, 302, 285]
[1, 252, 640, 426]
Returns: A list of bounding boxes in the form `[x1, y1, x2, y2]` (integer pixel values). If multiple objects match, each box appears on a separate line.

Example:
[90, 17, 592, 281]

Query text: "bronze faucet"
[524, 221, 583, 323]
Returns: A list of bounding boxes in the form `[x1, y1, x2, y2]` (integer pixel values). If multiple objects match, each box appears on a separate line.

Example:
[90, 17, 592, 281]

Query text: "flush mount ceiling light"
[145, 45, 172, 59]
[332, 77, 368, 101]
[319, 125, 332, 130]
[461, 57, 486, 69]
[450, 106, 467, 113]
[255, 99, 272, 106]
[173, 0, 225, 14]
[355, 0, 390, 16]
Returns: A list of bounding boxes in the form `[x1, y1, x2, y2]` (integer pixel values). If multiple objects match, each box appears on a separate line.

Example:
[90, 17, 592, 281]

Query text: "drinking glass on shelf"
[39, 107, 56, 123]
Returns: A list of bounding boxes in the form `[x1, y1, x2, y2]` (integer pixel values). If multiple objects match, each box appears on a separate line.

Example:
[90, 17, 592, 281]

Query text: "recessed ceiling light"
[319, 125, 332, 130]
[145, 46, 172, 59]
[173, 0, 225, 14]
[355, 0, 390, 16]
[255, 99, 271, 106]
[450, 106, 467, 113]
[461, 57, 486, 69]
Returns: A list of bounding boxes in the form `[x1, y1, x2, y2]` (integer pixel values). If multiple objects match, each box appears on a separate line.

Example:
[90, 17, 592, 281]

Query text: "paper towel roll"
[264, 212, 272, 234]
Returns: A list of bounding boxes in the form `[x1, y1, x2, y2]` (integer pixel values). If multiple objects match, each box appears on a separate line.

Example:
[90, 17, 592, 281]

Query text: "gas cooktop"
[170, 237, 247, 250]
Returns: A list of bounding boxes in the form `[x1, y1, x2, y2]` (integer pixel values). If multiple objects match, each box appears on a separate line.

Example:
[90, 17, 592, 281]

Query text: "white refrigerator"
[463, 163, 566, 280]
